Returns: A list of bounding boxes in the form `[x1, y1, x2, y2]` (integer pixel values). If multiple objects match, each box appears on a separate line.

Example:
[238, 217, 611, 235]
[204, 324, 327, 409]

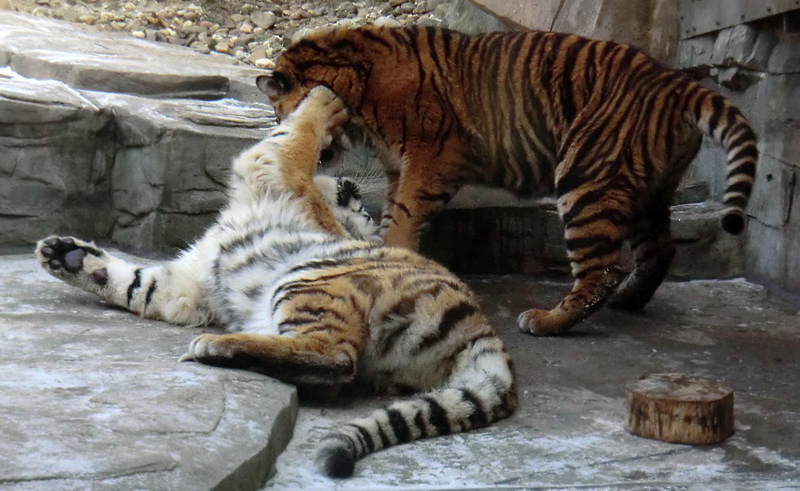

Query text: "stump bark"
[625, 373, 734, 444]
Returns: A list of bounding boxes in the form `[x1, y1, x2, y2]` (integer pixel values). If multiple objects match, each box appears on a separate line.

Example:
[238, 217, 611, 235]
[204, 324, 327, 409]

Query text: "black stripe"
[416, 302, 477, 353]
[418, 191, 452, 202]
[725, 181, 753, 196]
[126, 268, 142, 306]
[351, 424, 375, 454]
[728, 145, 758, 164]
[376, 420, 392, 449]
[726, 128, 756, 150]
[706, 95, 725, 135]
[724, 196, 748, 208]
[539, 34, 565, 91]
[387, 409, 412, 444]
[462, 389, 489, 428]
[441, 27, 453, 59]
[728, 161, 756, 179]
[421, 396, 451, 436]
[360, 29, 392, 50]
[272, 287, 337, 311]
[718, 105, 738, 143]
[395, 202, 412, 217]
[426, 26, 443, 71]
[377, 320, 412, 357]
[560, 185, 609, 224]
[144, 280, 157, 310]
[566, 208, 629, 228]
[617, 46, 638, 70]
[277, 316, 319, 331]
[556, 163, 584, 196]
[565, 235, 621, 253]
[559, 38, 588, 123]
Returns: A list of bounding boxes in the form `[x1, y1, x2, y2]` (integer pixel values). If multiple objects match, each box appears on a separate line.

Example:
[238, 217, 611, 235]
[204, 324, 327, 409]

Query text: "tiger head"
[313, 175, 379, 241]
[255, 27, 373, 121]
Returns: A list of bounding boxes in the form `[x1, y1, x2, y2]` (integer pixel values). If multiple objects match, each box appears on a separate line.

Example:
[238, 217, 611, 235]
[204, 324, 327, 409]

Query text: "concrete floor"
[2, 250, 799, 490]
[266, 275, 800, 490]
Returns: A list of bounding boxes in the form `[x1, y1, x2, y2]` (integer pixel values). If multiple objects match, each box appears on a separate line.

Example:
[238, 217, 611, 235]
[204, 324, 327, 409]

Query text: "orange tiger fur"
[260, 26, 758, 335]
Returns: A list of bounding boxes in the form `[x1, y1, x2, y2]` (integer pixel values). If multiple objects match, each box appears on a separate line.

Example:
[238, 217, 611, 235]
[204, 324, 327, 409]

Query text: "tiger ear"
[256, 72, 292, 97]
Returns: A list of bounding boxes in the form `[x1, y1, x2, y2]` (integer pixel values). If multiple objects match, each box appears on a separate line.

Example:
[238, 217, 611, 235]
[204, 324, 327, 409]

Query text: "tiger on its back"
[260, 25, 758, 335]
[35, 87, 516, 478]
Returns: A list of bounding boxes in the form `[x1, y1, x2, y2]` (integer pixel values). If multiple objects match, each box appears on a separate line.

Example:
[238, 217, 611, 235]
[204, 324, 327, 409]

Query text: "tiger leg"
[179, 332, 360, 387]
[608, 208, 675, 310]
[181, 284, 366, 385]
[234, 85, 350, 236]
[609, 132, 700, 310]
[35, 236, 211, 325]
[380, 152, 464, 251]
[518, 187, 632, 335]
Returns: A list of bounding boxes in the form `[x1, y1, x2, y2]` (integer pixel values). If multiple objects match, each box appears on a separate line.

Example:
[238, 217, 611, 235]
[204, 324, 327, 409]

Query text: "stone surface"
[0, 252, 297, 491]
[2, 252, 799, 490]
[463, 0, 679, 62]
[675, 17, 800, 299]
[9, 0, 452, 66]
[0, 12, 265, 102]
[265, 275, 800, 489]
[0, 69, 115, 247]
[710, 24, 777, 72]
[420, 185, 743, 279]
[0, 11, 276, 252]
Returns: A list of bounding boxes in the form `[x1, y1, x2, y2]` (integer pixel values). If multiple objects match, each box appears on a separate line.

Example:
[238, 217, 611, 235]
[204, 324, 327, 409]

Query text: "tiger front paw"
[305, 86, 349, 146]
[35, 236, 109, 286]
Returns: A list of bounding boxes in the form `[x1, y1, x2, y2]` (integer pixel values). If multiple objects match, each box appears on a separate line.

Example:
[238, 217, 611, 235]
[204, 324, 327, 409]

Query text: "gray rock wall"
[0, 11, 274, 252]
[457, 0, 679, 62]
[676, 16, 800, 296]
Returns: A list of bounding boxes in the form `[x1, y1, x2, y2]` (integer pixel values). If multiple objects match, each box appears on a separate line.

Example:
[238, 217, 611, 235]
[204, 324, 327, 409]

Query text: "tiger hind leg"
[609, 134, 699, 311]
[608, 209, 675, 311]
[179, 331, 358, 387]
[518, 187, 631, 335]
[180, 287, 365, 386]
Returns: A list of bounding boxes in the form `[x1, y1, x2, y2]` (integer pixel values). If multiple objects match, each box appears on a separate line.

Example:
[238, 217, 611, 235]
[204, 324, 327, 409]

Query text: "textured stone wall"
[0, 12, 273, 252]
[455, 0, 679, 62]
[676, 16, 800, 297]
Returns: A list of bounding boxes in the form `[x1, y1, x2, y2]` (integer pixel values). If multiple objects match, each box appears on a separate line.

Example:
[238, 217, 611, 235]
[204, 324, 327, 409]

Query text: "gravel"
[6, 0, 454, 69]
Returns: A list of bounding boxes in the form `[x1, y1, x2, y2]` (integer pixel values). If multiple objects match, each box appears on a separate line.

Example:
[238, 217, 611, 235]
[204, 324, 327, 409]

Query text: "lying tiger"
[35, 87, 517, 478]
[260, 25, 758, 336]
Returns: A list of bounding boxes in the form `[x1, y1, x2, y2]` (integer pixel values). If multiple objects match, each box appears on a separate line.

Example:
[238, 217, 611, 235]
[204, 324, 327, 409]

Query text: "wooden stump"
[625, 373, 734, 444]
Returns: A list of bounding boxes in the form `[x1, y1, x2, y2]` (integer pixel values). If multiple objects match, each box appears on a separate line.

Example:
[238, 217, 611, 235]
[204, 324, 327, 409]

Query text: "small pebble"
[12, 0, 453, 66]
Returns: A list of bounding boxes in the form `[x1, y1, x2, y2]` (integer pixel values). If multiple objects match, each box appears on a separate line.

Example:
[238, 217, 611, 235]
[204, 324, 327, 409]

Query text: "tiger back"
[35, 86, 517, 478]
[260, 25, 758, 336]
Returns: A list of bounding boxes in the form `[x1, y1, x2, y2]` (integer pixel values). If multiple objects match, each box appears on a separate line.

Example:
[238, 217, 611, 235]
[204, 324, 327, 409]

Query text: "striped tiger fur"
[34, 86, 517, 478]
[259, 25, 758, 336]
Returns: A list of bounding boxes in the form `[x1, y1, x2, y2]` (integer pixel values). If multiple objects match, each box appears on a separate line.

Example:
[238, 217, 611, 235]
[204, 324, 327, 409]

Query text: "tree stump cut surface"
[625, 373, 734, 444]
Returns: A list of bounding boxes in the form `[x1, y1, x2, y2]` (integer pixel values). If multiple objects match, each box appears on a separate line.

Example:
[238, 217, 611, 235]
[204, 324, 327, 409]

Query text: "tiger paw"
[179, 333, 250, 369]
[35, 236, 109, 286]
[517, 308, 571, 336]
[305, 86, 349, 145]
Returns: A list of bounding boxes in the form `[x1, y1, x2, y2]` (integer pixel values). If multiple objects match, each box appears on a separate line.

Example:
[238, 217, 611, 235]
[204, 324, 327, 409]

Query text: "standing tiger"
[259, 25, 758, 336]
[35, 87, 516, 478]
